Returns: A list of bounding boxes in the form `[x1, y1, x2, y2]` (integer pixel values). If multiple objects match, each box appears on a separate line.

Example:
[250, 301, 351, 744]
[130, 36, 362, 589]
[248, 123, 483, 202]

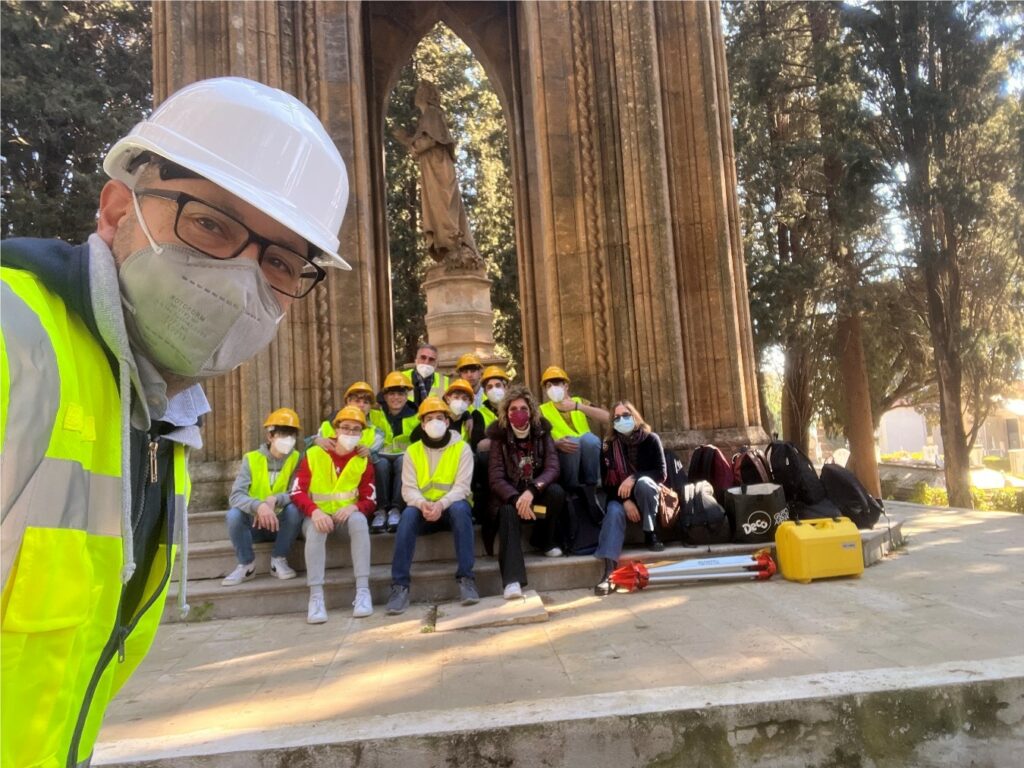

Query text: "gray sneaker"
[386, 508, 402, 533]
[458, 576, 479, 605]
[370, 510, 386, 534]
[385, 584, 410, 615]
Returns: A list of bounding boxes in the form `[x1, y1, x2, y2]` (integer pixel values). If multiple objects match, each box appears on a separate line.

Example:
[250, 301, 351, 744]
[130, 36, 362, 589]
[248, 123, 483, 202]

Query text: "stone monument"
[392, 79, 498, 369]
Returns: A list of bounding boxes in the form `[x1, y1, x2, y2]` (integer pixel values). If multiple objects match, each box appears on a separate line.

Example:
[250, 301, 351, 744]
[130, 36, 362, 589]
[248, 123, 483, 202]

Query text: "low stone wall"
[879, 462, 945, 501]
[99, 658, 1024, 768]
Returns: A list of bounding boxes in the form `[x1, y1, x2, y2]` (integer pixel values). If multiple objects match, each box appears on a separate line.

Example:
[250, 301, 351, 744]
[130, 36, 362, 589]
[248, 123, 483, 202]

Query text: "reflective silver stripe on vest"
[310, 492, 357, 502]
[1, 282, 62, 523]
[422, 481, 454, 495]
[1, 456, 122, 584]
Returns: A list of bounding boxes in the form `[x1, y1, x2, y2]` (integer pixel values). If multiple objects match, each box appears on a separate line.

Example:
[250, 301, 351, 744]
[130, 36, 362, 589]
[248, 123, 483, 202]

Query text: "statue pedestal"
[423, 263, 498, 368]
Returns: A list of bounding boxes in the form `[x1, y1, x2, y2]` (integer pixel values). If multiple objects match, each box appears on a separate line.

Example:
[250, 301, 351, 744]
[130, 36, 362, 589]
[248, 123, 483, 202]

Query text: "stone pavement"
[94, 503, 1024, 767]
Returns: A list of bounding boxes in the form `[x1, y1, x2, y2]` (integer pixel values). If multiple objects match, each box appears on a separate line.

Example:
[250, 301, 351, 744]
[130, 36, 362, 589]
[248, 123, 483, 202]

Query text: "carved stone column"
[518, 0, 763, 449]
[152, 1, 381, 462]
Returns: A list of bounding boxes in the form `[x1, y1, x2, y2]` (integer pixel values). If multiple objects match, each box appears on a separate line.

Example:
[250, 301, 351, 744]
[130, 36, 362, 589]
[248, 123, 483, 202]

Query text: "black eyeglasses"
[135, 188, 326, 298]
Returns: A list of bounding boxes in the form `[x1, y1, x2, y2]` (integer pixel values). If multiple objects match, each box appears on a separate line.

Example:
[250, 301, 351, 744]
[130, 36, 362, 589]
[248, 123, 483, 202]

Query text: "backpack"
[732, 446, 772, 485]
[765, 440, 826, 508]
[664, 448, 689, 494]
[820, 463, 884, 530]
[687, 445, 734, 503]
[676, 481, 732, 546]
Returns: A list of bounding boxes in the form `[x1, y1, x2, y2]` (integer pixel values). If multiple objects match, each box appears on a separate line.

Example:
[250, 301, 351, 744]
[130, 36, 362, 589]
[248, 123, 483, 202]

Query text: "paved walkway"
[94, 503, 1024, 764]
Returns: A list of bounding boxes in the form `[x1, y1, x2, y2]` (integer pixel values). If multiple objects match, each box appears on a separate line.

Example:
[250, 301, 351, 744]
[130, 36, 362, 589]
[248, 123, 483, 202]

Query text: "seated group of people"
[222, 343, 670, 622]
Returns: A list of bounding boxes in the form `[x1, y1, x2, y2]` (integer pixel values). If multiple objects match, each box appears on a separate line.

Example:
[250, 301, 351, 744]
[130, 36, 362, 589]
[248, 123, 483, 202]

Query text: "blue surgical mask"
[613, 416, 636, 435]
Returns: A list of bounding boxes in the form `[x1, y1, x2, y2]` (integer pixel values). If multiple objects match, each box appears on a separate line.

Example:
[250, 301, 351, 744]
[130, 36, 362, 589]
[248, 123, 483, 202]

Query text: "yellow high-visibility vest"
[1, 265, 187, 767]
[369, 409, 419, 454]
[245, 449, 299, 503]
[305, 446, 367, 514]
[406, 439, 468, 501]
[540, 398, 591, 440]
[474, 402, 498, 427]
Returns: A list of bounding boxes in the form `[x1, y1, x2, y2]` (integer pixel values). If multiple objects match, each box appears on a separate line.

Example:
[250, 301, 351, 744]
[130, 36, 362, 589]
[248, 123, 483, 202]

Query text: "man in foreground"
[1, 76, 350, 767]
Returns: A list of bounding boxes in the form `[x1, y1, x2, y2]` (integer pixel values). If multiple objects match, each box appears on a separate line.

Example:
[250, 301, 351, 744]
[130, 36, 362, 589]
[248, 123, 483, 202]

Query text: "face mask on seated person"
[546, 385, 566, 403]
[423, 419, 448, 440]
[416, 363, 435, 380]
[447, 399, 469, 417]
[613, 416, 636, 435]
[272, 435, 297, 455]
[337, 434, 360, 452]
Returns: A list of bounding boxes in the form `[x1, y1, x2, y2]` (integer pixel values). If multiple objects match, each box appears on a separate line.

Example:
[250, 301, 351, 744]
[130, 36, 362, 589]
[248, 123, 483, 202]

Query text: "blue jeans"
[390, 500, 475, 587]
[374, 454, 404, 511]
[226, 503, 302, 563]
[594, 476, 660, 562]
[556, 431, 602, 488]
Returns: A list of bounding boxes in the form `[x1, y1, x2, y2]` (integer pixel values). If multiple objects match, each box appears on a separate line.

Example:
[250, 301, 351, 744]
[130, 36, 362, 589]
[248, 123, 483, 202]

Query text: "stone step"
[180, 528, 493, 581]
[164, 522, 902, 623]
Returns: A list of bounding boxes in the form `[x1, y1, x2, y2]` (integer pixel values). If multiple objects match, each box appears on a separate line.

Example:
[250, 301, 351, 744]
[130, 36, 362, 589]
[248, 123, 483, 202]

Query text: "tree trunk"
[756, 367, 776, 439]
[782, 336, 813, 456]
[836, 311, 881, 495]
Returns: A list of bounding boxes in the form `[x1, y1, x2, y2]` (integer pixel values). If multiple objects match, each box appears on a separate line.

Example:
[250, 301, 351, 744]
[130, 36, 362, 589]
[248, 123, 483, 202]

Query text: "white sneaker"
[307, 593, 327, 624]
[221, 562, 255, 586]
[544, 547, 563, 558]
[352, 587, 373, 618]
[503, 581, 523, 600]
[270, 556, 297, 580]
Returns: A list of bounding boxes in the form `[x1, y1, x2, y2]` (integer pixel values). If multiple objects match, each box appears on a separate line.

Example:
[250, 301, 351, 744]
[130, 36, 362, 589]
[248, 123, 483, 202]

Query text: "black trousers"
[497, 482, 567, 587]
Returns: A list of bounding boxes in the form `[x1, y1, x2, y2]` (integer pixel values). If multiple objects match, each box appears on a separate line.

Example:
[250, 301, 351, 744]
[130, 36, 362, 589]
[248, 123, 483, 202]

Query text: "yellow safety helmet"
[344, 381, 375, 400]
[382, 370, 413, 391]
[541, 366, 570, 385]
[264, 407, 301, 430]
[417, 396, 451, 420]
[481, 365, 510, 384]
[332, 405, 367, 428]
[444, 379, 475, 400]
[455, 353, 483, 371]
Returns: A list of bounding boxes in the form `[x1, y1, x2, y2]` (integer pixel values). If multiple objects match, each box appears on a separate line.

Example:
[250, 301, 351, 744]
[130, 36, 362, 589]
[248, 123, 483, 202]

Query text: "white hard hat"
[104, 77, 350, 270]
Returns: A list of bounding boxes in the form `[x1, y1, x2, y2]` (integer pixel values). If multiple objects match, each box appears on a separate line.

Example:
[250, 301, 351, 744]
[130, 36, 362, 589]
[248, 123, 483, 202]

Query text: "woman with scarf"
[594, 401, 668, 595]
[487, 385, 566, 599]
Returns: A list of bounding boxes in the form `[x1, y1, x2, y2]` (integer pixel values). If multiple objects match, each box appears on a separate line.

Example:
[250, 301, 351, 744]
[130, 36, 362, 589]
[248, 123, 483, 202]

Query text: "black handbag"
[725, 482, 789, 543]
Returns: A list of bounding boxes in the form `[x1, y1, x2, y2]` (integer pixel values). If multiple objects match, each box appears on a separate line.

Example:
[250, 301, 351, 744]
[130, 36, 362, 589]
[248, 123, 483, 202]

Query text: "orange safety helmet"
[444, 379, 476, 400]
[540, 366, 570, 385]
[264, 407, 301, 430]
[455, 353, 483, 371]
[481, 365, 510, 384]
[344, 381, 375, 400]
[382, 370, 413, 391]
[332, 405, 367, 428]
[417, 396, 451, 420]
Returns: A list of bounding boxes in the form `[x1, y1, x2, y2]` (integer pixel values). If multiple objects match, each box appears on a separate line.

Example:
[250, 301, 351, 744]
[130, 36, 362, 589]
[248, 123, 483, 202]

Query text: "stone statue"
[393, 80, 484, 270]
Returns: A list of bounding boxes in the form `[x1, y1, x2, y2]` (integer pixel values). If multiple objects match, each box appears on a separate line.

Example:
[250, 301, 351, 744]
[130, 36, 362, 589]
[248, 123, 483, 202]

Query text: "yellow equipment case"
[774, 517, 864, 583]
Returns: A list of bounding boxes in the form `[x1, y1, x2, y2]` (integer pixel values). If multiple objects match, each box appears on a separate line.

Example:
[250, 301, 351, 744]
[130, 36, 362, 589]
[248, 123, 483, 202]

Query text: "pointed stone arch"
[153, 0, 765, 464]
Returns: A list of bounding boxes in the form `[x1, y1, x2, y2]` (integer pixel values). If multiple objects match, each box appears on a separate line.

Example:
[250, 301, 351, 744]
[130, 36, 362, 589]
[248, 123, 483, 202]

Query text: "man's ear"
[97, 180, 133, 246]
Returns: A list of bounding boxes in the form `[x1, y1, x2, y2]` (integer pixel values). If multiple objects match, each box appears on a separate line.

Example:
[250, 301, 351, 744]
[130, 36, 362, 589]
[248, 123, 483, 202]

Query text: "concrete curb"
[94, 656, 1024, 767]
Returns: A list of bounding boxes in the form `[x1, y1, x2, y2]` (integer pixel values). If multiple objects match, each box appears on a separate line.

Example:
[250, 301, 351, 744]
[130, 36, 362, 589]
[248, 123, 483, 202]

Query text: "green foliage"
[909, 481, 1024, 513]
[384, 23, 520, 368]
[1, 0, 152, 242]
[982, 455, 1011, 472]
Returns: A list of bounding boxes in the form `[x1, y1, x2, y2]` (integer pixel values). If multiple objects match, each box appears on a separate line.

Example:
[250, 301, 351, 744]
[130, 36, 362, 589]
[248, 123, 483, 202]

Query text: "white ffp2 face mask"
[337, 434, 361, 452]
[447, 399, 470, 417]
[416, 363, 435, 380]
[546, 385, 566, 403]
[486, 387, 505, 404]
[119, 242, 284, 379]
[272, 435, 297, 455]
[423, 419, 448, 440]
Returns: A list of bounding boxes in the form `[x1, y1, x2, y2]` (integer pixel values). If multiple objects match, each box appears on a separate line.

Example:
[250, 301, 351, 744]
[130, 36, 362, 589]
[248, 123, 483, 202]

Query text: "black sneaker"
[645, 532, 665, 552]
[458, 576, 480, 605]
[385, 584, 410, 615]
